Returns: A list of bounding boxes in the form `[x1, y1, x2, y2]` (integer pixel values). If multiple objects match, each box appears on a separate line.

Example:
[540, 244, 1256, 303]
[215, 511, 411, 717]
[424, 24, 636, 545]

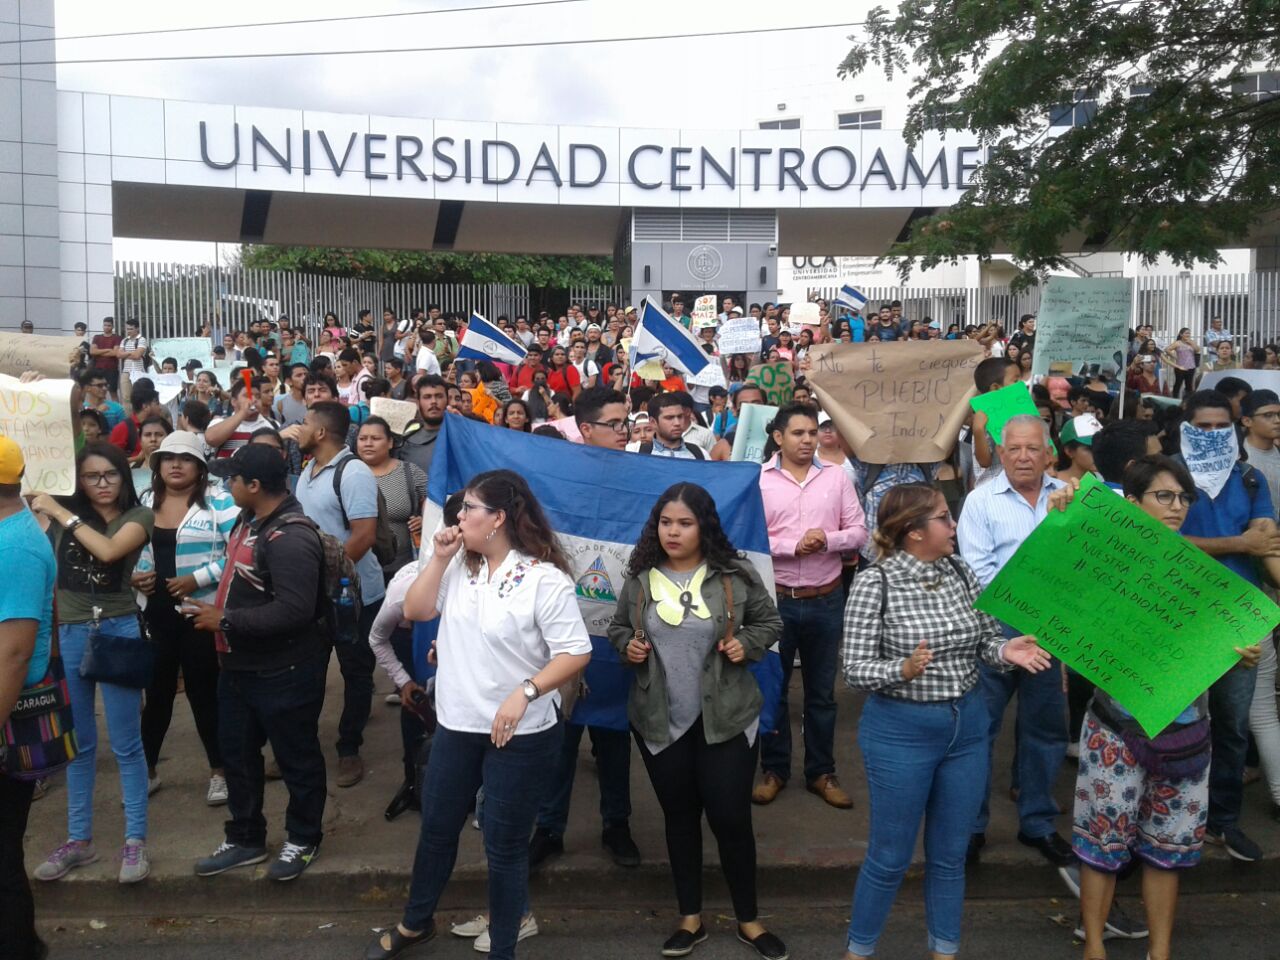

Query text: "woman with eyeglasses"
[840, 483, 1050, 960]
[1065, 455, 1260, 960]
[29, 443, 156, 885]
[131, 432, 239, 805]
[367, 470, 592, 960]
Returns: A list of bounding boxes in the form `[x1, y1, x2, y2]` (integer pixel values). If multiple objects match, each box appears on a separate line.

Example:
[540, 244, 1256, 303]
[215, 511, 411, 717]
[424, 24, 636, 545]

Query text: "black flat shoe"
[737, 927, 788, 960]
[965, 832, 986, 866]
[364, 922, 435, 960]
[662, 925, 708, 957]
[1017, 830, 1075, 867]
[384, 781, 419, 821]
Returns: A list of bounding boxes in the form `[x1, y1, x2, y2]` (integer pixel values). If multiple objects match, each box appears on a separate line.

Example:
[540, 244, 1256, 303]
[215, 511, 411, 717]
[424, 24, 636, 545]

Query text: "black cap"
[1244, 389, 1280, 417]
[215, 443, 287, 486]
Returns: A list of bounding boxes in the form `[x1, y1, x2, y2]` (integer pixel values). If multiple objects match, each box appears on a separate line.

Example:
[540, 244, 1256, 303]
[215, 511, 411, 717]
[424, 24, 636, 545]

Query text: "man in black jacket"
[184, 444, 328, 882]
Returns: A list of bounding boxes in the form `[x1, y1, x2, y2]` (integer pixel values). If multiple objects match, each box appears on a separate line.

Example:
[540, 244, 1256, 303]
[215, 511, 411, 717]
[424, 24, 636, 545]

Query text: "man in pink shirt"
[754, 403, 867, 810]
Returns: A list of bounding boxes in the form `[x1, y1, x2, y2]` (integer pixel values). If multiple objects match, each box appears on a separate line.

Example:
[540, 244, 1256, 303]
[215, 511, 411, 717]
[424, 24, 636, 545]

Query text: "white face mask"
[1180, 422, 1238, 499]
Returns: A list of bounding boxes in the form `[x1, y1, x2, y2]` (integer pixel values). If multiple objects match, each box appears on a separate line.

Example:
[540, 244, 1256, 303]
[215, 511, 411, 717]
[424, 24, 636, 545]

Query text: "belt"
[776, 577, 842, 601]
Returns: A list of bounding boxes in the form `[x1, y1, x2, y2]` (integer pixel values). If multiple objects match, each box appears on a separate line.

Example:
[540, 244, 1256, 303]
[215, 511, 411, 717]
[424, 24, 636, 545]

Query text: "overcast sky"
[51, 0, 878, 261]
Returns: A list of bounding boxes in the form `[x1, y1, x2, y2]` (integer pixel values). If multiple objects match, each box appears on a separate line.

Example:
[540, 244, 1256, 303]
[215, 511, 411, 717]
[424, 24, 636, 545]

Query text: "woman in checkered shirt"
[839, 483, 1050, 960]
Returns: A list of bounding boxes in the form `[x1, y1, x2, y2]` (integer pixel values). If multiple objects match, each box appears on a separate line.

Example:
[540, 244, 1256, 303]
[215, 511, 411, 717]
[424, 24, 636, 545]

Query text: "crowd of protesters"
[1, 296, 1277, 960]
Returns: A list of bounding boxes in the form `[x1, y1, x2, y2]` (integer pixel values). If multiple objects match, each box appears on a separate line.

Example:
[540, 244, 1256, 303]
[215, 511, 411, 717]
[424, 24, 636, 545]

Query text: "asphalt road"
[41, 894, 1278, 959]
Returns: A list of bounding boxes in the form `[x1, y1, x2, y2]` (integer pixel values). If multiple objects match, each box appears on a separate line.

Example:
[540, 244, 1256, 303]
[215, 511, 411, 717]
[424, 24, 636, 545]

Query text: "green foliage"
[238, 245, 615, 287]
[841, 1, 1280, 288]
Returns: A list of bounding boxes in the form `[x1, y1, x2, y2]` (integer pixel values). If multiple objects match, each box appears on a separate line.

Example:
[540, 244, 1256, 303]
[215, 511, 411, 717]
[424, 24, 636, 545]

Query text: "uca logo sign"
[687, 245, 723, 281]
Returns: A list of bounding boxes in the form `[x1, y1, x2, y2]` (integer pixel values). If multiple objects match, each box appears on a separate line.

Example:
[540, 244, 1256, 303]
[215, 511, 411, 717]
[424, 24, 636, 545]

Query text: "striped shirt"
[135, 486, 241, 601]
[842, 550, 1010, 700]
[956, 470, 1063, 587]
[209, 414, 279, 458]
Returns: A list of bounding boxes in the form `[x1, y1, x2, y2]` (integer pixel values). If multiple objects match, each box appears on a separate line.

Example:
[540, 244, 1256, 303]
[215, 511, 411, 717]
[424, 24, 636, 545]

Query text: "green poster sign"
[729, 402, 778, 463]
[975, 474, 1280, 737]
[746, 361, 794, 407]
[970, 382, 1041, 445]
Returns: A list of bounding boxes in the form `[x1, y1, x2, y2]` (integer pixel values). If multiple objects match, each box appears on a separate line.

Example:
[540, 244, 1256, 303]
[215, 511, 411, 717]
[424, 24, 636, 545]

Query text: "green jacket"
[607, 558, 782, 746]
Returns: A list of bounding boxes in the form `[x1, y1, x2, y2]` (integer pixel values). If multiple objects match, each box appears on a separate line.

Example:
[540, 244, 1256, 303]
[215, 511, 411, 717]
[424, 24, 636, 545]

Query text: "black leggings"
[141, 612, 222, 771]
[391, 627, 427, 785]
[1172, 367, 1196, 398]
[636, 718, 759, 922]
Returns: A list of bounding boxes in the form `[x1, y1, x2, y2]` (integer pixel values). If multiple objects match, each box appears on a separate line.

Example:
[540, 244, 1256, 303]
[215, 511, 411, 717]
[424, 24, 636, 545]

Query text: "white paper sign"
[687, 361, 727, 388]
[692, 295, 717, 322]
[1180, 422, 1237, 499]
[1031, 278, 1132, 378]
[0, 374, 77, 494]
[370, 397, 419, 435]
[719, 317, 763, 356]
[1200, 368, 1280, 393]
[131, 370, 186, 405]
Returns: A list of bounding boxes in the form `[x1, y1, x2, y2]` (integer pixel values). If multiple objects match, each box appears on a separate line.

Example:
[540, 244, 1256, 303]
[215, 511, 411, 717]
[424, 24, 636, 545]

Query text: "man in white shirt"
[625, 393, 706, 459]
[414, 332, 442, 377]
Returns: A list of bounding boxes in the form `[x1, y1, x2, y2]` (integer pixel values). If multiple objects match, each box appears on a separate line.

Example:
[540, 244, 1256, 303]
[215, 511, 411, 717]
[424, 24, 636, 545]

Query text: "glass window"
[758, 118, 801, 130]
[836, 110, 883, 130]
[1048, 89, 1097, 128]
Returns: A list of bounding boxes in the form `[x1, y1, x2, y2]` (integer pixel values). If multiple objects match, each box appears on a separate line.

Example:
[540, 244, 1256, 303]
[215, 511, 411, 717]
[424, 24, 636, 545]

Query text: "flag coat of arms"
[457, 312, 527, 365]
[630, 299, 712, 377]
[419, 414, 783, 733]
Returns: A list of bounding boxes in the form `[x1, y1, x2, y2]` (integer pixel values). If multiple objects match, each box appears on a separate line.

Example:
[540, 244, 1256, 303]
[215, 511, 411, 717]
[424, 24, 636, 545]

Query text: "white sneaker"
[385, 693, 401, 705]
[474, 915, 537, 953]
[451, 915, 488, 938]
[206, 774, 229, 806]
[147, 776, 162, 796]
[119, 839, 150, 884]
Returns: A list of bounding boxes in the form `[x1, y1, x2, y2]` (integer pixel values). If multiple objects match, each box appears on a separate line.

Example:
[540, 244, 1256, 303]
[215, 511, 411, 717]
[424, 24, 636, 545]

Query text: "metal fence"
[114, 263, 530, 340]
[807, 272, 1280, 345]
[568, 285, 629, 311]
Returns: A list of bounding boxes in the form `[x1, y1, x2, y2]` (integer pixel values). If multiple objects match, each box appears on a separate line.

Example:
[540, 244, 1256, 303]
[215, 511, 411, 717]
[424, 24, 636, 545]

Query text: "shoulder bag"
[1, 608, 79, 780]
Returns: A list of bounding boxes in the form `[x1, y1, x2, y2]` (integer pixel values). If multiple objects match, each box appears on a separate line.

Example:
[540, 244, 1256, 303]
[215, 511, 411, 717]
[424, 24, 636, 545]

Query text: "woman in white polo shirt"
[366, 469, 592, 960]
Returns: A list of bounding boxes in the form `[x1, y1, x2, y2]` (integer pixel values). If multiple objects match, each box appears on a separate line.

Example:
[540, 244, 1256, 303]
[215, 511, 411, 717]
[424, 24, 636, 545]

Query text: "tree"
[238, 245, 615, 287]
[841, 1, 1280, 288]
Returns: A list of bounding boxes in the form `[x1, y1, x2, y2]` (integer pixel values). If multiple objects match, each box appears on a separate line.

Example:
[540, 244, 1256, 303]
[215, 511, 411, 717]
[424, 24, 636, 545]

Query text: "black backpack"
[332, 454, 398, 567]
[250, 512, 361, 638]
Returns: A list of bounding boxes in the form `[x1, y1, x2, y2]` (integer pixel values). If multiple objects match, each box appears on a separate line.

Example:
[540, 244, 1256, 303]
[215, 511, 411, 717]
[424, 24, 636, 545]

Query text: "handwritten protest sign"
[692, 295, 717, 323]
[687, 361, 726, 389]
[746, 361, 794, 406]
[719, 317, 762, 356]
[1200, 368, 1280, 393]
[152, 337, 213, 376]
[976, 474, 1280, 736]
[1030, 277, 1132, 379]
[730, 403, 778, 463]
[788, 301, 820, 335]
[970, 382, 1055, 453]
[807, 340, 985, 464]
[370, 397, 419, 435]
[0, 332, 81, 379]
[1180, 423, 1236, 498]
[0, 375, 77, 495]
[131, 370, 186, 405]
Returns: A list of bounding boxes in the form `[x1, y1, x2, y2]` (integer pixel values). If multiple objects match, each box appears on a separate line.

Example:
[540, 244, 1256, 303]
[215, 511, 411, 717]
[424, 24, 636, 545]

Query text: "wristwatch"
[521, 678, 541, 702]
[218, 616, 234, 634]
[64, 514, 83, 533]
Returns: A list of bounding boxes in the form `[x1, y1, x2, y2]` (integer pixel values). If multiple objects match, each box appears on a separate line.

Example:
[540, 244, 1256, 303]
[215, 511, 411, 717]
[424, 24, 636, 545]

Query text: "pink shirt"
[759, 455, 868, 589]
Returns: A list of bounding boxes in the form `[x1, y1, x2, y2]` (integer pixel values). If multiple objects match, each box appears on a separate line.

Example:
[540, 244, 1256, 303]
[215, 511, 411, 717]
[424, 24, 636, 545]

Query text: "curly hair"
[626, 482, 743, 578]
[463, 469, 571, 576]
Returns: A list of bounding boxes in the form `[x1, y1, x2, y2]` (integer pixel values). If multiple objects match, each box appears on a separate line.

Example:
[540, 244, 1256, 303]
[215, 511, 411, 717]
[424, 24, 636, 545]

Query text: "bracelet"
[64, 514, 83, 533]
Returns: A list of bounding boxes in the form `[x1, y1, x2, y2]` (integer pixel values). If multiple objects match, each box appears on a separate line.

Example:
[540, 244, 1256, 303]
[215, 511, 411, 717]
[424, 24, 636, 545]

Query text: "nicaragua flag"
[422, 414, 784, 734]
[457, 312, 527, 365]
[835, 282, 867, 311]
[631, 299, 712, 377]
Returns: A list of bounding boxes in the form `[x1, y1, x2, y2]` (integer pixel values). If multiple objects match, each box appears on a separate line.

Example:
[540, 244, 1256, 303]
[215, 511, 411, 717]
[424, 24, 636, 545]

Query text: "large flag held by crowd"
[422, 414, 783, 732]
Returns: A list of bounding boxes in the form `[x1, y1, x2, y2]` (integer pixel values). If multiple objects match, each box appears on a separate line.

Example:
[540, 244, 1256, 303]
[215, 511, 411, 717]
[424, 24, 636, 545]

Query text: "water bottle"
[337, 577, 355, 612]
[335, 577, 358, 640]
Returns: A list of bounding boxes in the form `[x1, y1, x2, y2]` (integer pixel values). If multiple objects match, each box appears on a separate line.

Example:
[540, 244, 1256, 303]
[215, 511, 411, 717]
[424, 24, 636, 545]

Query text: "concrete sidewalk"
[26, 658, 1280, 916]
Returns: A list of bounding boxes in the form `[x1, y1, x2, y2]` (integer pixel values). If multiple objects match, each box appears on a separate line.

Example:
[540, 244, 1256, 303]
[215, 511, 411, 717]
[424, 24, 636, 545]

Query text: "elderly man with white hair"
[956, 414, 1073, 869]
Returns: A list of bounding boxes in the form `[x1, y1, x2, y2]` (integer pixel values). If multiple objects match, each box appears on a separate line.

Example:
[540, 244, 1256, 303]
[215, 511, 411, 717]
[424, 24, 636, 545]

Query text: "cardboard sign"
[0, 374, 77, 495]
[719, 317, 763, 356]
[369, 396, 419, 435]
[730, 402, 779, 463]
[746, 361, 794, 406]
[807, 340, 985, 464]
[1030, 277, 1132, 378]
[692, 295, 718, 323]
[976, 474, 1280, 737]
[0, 332, 82, 379]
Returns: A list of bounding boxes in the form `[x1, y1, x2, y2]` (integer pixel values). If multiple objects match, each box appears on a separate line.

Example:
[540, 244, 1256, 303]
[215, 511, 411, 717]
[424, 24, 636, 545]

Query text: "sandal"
[364, 921, 435, 960]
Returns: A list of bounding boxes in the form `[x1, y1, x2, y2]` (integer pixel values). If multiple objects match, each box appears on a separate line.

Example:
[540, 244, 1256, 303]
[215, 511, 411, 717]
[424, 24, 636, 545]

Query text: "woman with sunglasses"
[131, 431, 240, 805]
[841, 483, 1050, 960]
[29, 443, 156, 884]
[1067, 455, 1260, 960]
[368, 470, 591, 960]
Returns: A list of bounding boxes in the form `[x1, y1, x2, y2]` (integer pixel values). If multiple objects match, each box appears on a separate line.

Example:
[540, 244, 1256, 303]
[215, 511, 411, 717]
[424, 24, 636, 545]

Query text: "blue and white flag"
[631, 299, 712, 377]
[835, 283, 867, 311]
[422, 414, 783, 733]
[457, 312, 527, 365]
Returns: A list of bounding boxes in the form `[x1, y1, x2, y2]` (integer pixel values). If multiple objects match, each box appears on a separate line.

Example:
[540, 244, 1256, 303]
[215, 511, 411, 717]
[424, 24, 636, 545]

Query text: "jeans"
[331, 598, 381, 757]
[218, 655, 327, 848]
[403, 724, 561, 960]
[760, 590, 843, 784]
[848, 690, 989, 957]
[0, 775, 42, 960]
[61, 616, 149, 841]
[636, 719, 759, 921]
[391, 627, 428, 784]
[141, 617, 222, 771]
[536, 722, 631, 838]
[973, 635, 1067, 839]
[1249, 636, 1280, 807]
[1208, 662, 1257, 832]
